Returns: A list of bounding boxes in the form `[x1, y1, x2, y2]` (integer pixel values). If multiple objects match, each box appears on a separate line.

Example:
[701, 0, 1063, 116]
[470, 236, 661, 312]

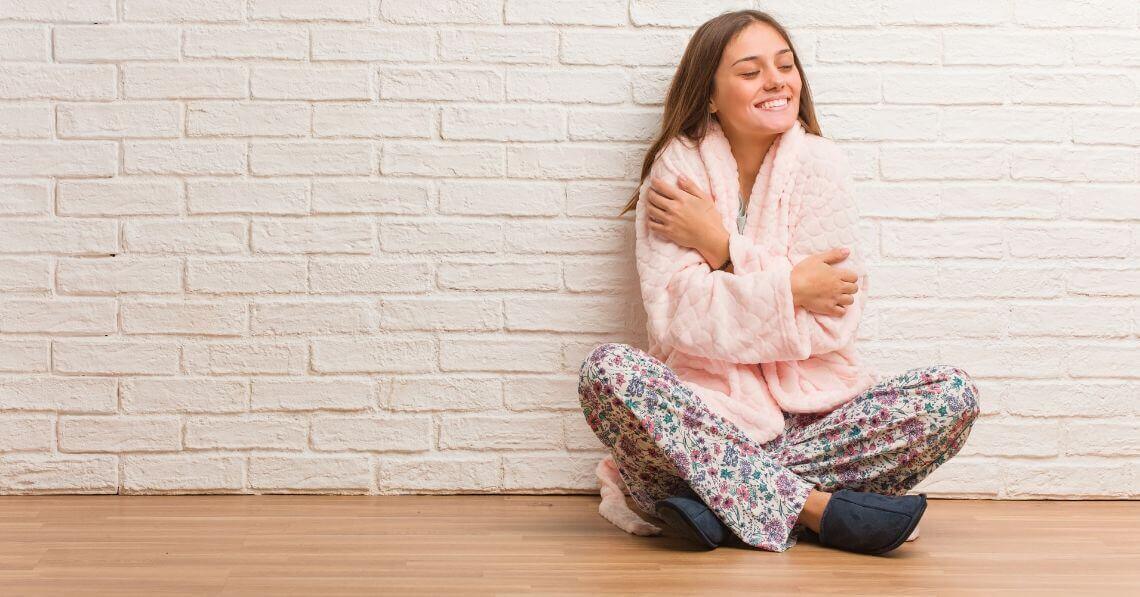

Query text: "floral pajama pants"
[577, 342, 981, 552]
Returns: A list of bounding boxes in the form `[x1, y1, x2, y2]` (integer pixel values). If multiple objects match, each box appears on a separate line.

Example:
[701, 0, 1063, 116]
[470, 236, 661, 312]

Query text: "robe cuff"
[772, 258, 810, 359]
[729, 230, 811, 360]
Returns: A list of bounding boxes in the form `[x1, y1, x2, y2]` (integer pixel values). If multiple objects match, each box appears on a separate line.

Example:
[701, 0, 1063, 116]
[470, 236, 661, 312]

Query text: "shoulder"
[797, 132, 851, 182]
[800, 130, 838, 154]
[652, 133, 703, 174]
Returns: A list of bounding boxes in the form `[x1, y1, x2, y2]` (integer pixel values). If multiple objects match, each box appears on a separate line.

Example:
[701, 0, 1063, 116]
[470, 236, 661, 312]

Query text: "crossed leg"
[579, 342, 814, 552]
[578, 342, 980, 552]
[768, 364, 981, 498]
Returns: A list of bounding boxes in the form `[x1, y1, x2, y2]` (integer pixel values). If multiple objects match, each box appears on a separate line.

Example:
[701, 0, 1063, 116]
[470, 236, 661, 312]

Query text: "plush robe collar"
[696, 118, 807, 241]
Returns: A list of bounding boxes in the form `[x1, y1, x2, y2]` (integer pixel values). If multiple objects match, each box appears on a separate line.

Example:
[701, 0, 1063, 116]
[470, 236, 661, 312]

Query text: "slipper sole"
[655, 500, 719, 549]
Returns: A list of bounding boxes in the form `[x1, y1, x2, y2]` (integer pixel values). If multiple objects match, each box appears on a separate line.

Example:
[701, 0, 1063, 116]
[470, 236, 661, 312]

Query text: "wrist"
[790, 269, 803, 308]
[700, 228, 731, 270]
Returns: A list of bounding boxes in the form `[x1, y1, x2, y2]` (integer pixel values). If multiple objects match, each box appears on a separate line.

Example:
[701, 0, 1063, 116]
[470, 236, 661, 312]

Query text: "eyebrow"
[731, 49, 793, 66]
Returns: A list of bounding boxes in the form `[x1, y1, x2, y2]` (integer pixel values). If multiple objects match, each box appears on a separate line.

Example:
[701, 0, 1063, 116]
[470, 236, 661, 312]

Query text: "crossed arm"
[636, 142, 867, 363]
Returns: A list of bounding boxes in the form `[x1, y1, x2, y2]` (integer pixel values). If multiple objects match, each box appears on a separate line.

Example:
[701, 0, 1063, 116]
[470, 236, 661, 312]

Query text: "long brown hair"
[618, 10, 823, 216]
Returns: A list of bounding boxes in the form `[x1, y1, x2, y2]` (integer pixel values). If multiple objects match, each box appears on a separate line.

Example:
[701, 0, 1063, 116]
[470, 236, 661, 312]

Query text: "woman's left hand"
[645, 174, 725, 251]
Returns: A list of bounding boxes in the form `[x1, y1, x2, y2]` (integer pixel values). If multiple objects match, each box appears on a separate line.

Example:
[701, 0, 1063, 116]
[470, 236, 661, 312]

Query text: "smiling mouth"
[755, 97, 790, 110]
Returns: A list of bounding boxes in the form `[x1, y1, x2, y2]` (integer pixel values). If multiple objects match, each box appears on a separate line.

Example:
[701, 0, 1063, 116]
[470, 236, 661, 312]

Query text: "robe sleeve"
[635, 139, 812, 364]
[726, 140, 868, 359]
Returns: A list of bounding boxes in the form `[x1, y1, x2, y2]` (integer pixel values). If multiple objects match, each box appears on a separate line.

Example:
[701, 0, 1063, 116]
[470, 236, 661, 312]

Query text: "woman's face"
[709, 22, 802, 136]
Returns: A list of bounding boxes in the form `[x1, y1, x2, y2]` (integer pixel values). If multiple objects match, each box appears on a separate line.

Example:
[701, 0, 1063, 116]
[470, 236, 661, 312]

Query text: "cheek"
[730, 82, 760, 110]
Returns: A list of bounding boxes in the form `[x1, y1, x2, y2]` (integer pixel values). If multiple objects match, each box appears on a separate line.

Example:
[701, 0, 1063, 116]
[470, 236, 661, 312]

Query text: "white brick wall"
[0, 1, 1137, 498]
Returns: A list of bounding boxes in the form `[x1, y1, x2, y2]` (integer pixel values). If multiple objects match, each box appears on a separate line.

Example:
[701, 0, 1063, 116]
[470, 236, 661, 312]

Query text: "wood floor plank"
[0, 495, 1136, 595]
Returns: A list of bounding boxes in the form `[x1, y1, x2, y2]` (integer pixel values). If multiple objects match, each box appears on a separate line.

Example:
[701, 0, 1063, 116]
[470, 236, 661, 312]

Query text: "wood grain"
[0, 495, 1136, 595]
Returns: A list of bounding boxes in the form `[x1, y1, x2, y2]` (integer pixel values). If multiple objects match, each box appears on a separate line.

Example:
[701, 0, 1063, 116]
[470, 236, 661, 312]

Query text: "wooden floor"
[1, 495, 1137, 595]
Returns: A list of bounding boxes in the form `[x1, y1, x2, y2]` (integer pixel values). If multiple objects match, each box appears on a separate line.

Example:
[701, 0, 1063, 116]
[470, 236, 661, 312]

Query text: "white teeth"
[758, 98, 788, 109]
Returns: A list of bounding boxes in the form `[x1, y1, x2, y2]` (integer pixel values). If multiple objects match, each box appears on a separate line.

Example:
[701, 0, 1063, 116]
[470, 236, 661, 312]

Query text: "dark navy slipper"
[816, 489, 927, 555]
[654, 495, 729, 549]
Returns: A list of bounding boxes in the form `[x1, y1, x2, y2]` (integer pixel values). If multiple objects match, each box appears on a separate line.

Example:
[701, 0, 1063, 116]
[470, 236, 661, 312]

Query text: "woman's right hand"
[791, 248, 859, 317]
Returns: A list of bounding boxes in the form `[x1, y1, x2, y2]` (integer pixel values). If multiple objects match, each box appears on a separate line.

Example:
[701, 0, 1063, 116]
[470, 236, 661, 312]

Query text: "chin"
[746, 115, 797, 135]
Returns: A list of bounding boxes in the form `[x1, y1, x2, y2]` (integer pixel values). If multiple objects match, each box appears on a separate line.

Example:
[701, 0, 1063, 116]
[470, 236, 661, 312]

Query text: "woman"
[577, 10, 980, 555]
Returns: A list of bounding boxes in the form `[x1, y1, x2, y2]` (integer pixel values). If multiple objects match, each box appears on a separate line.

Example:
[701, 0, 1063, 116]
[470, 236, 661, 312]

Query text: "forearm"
[696, 228, 732, 273]
[697, 227, 807, 306]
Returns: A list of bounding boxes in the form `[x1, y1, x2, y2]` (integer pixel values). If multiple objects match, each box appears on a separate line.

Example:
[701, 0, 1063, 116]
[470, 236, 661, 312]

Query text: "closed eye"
[741, 66, 794, 77]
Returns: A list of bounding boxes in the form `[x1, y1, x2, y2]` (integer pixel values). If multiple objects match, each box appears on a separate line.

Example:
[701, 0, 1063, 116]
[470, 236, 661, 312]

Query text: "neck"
[718, 120, 778, 181]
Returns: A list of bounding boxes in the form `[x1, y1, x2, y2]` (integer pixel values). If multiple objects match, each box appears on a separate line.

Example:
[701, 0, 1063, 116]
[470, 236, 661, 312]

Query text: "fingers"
[645, 193, 668, 221]
[837, 268, 859, 283]
[650, 175, 680, 200]
[804, 302, 848, 317]
[819, 247, 851, 264]
[676, 175, 712, 202]
[816, 303, 847, 317]
[644, 188, 673, 226]
[826, 286, 856, 315]
[645, 185, 669, 209]
[652, 174, 708, 203]
[809, 305, 847, 317]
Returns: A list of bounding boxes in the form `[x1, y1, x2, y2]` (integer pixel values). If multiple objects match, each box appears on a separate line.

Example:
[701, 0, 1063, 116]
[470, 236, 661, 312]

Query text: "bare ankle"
[797, 489, 832, 533]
